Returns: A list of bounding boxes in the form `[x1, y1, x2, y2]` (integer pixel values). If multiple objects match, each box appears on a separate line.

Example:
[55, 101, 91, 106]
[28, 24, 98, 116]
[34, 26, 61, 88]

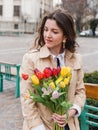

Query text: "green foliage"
[90, 19, 98, 29]
[90, 19, 98, 36]
[87, 98, 98, 107]
[84, 71, 98, 83]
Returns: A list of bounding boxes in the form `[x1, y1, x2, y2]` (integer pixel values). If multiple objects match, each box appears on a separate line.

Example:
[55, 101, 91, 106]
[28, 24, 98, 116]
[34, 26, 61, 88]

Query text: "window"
[14, 5, 20, 16]
[0, 5, 3, 16]
[14, 24, 18, 29]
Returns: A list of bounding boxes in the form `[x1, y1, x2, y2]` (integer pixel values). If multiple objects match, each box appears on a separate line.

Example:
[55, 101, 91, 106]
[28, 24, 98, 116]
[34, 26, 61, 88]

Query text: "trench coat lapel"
[39, 45, 81, 70]
[39, 45, 51, 58]
[65, 49, 81, 70]
[39, 45, 57, 67]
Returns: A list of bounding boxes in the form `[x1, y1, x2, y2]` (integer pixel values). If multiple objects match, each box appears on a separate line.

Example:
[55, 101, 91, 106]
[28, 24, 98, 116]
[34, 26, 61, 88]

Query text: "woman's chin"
[46, 44, 52, 48]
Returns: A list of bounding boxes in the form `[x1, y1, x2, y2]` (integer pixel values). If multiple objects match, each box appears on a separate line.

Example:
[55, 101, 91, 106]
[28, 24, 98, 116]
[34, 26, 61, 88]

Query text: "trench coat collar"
[39, 45, 81, 70]
[39, 45, 73, 59]
[39, 45, 51, 58]
[65, 50, 81, 70]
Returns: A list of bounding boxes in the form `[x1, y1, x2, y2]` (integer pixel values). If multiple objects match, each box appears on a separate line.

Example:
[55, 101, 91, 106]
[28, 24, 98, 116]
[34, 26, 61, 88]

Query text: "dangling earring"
[62, 37, 67, 49]
[62, 42, 65, 49]
[62, 40, 66, 49]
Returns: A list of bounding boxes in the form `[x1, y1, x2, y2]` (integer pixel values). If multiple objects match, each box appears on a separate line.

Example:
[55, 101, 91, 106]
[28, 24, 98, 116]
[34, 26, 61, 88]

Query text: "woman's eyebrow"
[44, 26, 59, 30]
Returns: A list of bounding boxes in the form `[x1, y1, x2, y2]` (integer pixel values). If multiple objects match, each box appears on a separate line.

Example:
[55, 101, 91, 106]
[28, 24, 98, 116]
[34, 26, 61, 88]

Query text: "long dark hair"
[34, 8, 78, 53]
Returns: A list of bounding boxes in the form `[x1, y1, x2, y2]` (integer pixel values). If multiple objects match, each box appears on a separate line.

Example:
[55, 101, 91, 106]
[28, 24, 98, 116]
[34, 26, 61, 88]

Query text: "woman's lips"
[45, 39, 52, 43]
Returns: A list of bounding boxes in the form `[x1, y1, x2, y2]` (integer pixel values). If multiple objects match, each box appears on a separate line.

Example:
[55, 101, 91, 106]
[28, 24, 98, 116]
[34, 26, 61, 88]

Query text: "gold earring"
[62, 41, 65, 49]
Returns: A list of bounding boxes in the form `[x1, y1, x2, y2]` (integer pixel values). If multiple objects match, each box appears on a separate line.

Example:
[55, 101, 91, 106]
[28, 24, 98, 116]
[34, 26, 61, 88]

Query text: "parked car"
[79, 29, 98, 36]
[79, 29, 92, 36]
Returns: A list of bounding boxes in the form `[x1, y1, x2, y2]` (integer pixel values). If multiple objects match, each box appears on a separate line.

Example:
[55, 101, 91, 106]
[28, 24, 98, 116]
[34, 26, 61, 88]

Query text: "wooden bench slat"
[85, 83, 98, 100]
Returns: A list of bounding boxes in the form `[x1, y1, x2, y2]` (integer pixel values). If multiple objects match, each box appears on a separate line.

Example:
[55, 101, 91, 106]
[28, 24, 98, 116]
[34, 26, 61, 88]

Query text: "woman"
[20, 9, 86, 130]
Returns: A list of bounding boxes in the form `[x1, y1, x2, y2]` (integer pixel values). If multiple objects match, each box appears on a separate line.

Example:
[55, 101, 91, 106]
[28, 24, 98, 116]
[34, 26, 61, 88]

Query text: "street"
[0, 35, 98, 72]
[77, 37, 98, 72]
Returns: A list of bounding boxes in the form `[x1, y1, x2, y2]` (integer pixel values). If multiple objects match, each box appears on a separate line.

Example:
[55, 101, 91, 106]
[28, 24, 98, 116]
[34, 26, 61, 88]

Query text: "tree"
[90, 19, 98, 36]
[61, 0, 88, 32]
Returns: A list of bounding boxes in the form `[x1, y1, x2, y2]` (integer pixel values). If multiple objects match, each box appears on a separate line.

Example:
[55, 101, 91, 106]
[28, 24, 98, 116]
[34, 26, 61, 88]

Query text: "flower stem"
[54, 123, 64, 130]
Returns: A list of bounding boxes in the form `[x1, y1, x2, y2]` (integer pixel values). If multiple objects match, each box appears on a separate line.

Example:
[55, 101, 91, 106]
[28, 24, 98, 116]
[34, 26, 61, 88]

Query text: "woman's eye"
[53, 31, 58, 34]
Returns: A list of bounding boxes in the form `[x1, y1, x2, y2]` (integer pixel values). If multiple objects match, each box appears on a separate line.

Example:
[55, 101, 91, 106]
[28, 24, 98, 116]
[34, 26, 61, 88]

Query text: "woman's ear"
[63, 37, 67, 43]
[63, 39, 66, 43]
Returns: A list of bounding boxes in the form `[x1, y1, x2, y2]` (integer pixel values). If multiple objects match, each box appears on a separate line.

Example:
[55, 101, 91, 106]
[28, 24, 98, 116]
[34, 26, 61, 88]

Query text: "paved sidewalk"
[0, 81, 23, 130]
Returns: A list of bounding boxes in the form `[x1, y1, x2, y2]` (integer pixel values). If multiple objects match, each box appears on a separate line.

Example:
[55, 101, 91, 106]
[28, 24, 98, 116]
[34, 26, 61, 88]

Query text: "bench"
[0, 62, 21, 98]
[80, 83, 98, 130]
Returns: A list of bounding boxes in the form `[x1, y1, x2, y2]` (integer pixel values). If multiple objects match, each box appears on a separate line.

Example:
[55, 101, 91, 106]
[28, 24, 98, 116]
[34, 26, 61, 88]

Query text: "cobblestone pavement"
[0, 35, 98, 130]
[0, 81, 23, 130]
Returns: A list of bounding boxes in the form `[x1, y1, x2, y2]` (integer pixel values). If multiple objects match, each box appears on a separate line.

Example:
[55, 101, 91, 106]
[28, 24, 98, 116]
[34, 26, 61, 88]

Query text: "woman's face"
[43, 19, 66, 55]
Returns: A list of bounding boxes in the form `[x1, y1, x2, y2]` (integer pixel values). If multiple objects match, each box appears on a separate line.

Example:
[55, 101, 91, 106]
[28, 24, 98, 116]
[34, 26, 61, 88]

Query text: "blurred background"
[0, 0, 98, 36]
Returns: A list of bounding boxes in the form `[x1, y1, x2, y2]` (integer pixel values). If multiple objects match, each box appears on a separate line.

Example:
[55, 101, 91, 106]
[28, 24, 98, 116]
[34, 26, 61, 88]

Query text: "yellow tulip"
[60, 81, 66, 88]
[66, 71, 72, 79]
[49, 82, 56, 90]
[64, 77, 70, 85]
[68, 74, 72, 80]
[55, 76, 63, 85]
[31, 75, 39, 85]
[60, 67, 71, 77]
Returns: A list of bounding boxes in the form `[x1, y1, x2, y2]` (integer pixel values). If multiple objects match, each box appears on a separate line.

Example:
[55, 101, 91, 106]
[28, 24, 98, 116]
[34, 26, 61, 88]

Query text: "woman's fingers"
[53, 113, 66, 121]
[52, 113, 66, 127]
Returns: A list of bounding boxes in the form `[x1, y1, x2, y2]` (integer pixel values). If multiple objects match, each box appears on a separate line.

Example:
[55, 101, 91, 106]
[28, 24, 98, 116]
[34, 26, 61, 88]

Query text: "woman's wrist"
[68, 109, 77, 120]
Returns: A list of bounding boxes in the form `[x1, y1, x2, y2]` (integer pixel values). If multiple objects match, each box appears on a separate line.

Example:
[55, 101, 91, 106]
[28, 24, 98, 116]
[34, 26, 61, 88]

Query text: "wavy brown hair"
[34, 8, 78, 53]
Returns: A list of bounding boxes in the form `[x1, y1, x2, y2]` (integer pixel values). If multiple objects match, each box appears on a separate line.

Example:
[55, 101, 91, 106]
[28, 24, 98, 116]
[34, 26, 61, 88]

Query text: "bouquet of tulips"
[22, 66, 72, 130]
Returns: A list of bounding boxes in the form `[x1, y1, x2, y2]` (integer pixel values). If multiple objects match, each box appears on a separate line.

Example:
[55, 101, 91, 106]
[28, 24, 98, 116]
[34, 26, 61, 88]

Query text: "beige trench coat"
[20, 45, 86, 130]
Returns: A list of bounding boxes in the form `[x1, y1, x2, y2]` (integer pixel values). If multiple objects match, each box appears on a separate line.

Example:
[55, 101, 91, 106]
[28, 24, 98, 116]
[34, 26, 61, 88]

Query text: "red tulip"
[52, 68, 58, 76]
[34, 68, 39, 74]
[22, 73, 29, 80]
[43, 67, 52, 78]
[36, 71, 44, 79]
[52, 67, 61, 77]
[34, 68, 44, 79]
[57, 67, 61, 75]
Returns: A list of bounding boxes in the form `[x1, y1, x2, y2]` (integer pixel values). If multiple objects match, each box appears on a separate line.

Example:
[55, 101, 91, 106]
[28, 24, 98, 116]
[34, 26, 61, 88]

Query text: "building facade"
[0, 0, 53, 34]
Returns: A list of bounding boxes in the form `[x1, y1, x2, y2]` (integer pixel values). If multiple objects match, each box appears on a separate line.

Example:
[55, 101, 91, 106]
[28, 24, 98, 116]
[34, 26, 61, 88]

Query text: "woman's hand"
[52, 113, 66, 127]
[52, 109, 77, 127]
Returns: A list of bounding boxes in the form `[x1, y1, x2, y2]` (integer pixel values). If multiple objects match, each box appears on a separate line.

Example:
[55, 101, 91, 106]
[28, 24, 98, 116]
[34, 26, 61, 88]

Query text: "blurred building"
[82, 0, 98, 29]
[0, 0, 53, 35]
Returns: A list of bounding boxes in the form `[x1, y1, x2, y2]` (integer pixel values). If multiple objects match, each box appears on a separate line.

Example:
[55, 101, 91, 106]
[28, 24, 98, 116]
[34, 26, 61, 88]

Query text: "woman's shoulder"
[73, 52, 83, 68]
[25, 48, 40, 56]
[22, 48, 40, 62]
[73, 52, 82, 61]
[66, 49, 82, 61]
[28, 48, 39, 53]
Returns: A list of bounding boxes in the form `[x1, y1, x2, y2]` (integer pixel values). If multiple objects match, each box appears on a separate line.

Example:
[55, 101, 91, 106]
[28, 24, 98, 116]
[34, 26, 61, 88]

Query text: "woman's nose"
[46, 31, 52, 38]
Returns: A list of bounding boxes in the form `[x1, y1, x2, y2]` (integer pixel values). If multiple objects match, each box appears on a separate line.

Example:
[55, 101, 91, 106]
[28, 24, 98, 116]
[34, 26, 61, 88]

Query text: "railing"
[0, 62, 20, 98]
[80, 83, 98, 130]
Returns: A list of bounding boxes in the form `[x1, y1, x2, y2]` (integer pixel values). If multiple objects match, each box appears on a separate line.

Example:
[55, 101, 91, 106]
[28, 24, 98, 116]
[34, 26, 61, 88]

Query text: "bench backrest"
[0, 62, 21, 97]
[80, 83, 98, 130]
[0, 62, 20, 81]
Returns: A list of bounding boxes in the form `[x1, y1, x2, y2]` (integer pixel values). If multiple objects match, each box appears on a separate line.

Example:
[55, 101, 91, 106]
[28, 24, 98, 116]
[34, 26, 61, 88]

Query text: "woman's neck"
[49, 45, 64, 56]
